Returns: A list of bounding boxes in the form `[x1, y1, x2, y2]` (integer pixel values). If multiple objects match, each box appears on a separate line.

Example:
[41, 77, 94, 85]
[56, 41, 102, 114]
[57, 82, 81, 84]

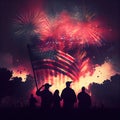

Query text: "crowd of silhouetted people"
[29, 81, 92, 112]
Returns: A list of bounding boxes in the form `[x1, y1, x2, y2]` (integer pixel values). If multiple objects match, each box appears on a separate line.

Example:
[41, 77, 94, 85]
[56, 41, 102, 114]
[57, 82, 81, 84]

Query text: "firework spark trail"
[37, 14, 53, 40]
[13, 9, 46, 41]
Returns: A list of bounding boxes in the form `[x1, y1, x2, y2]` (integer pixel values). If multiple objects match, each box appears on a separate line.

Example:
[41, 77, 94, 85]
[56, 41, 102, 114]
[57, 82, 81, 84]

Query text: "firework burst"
[52, 11, 104, 46]
[13, 4, 111, 49]
[12, 9, 43, 44]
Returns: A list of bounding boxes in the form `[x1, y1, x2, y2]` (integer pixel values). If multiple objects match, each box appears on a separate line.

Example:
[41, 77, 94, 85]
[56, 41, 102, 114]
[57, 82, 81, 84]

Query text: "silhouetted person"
[36, 83, 53, 110]
[61, 81, 76, 110]
[53, 89, 61, 110]
[77, 87, 91, 111]
[29, 93, 37, 109]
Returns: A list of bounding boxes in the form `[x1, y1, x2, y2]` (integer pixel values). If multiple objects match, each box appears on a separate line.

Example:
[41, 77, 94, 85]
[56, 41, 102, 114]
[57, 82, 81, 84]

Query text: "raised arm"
[36, 85, 44, 96]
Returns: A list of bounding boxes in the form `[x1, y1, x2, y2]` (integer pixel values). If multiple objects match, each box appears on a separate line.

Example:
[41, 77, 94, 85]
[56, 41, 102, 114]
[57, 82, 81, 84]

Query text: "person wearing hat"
[36, 83, 53, 110]
[61, 81, 76, 110]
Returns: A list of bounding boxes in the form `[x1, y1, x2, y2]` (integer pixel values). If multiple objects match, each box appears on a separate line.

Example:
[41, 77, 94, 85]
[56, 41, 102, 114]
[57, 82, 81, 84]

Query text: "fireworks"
[13, 6, 110, 48]
[12, 9, 44, 44]
[12, 5, 108, 76]
[12, 2, 115, 95]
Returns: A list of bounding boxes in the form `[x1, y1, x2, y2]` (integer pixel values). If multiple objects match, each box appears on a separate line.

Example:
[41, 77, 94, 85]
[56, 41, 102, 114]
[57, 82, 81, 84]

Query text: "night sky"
[0, 0, 120, 68]
[0, 0, 120, 108]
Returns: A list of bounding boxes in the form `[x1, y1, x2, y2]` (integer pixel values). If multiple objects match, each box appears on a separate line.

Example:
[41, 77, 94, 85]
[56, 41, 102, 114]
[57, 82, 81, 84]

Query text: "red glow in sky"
[32, 11, 112, 46]
[12, 1, 118, 97]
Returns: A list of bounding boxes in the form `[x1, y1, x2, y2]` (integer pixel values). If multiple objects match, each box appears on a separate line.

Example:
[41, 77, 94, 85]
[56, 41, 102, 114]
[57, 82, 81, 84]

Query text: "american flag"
[28, 45, 80, 81]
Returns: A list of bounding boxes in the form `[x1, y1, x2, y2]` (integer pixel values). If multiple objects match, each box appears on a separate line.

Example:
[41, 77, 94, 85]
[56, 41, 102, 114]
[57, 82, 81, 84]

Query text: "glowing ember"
[11, 66, 29, 81]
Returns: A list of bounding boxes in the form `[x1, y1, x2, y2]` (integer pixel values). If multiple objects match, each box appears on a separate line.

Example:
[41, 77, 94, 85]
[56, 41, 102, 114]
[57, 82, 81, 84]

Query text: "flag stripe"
[32, 64, 78, 81]
[32, 59, 79, 79]
[29, 45, 79, 81]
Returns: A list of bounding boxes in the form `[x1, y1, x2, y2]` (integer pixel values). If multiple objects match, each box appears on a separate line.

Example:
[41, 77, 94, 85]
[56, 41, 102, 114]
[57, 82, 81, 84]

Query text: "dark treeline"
[0, 67, 35, 107]
[0, 67, 120, 109]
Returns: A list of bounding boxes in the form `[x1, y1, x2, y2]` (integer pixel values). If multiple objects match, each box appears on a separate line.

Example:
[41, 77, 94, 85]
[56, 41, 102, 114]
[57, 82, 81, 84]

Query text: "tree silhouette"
[0, 67, 35, 107]
[89, 74, 120, 108]
[8, 74, 35, 106]
[0, 67, 12, 100]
